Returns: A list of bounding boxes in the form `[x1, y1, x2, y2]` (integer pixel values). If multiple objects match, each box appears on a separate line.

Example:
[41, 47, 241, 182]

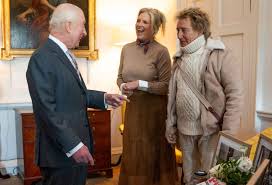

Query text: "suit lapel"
[46, 39, 86, 92]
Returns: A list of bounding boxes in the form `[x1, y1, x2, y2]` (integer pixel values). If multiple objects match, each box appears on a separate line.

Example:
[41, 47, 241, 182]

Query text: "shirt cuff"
[120, 83, 126, 95]
[138, 80, 148, 91]
[104, 93, 108, 109]
[66, 142, 84, 157]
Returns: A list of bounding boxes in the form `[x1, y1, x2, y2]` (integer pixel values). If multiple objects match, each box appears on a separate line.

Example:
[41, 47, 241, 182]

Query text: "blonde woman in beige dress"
[117, 8, 176, 185]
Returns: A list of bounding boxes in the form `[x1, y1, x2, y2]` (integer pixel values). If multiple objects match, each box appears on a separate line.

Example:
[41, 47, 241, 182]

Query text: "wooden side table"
[16, 109, 112, 185]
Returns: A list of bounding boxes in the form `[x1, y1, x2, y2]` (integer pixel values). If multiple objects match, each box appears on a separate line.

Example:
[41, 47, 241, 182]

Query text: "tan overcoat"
[166, 38, 243, 136]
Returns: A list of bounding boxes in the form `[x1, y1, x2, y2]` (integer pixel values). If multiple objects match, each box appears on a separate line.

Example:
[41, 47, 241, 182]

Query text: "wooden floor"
[0, 166, 120, 185]
[0, 165, 181, 185]
[0, 153, 182, 185]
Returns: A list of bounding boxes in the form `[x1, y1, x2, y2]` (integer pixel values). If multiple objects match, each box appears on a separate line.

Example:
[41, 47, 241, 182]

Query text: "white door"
[178, 0, 259, 128]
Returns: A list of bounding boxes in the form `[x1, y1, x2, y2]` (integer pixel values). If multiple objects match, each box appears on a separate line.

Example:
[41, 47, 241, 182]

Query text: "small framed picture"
[253, 134, 272, 170]
[211, 131, 252, 166]
[247, 159, 271, 185]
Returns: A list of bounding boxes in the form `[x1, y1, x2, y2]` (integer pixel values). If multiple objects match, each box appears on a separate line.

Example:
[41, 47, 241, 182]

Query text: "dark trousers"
[40, 166, 88, 185]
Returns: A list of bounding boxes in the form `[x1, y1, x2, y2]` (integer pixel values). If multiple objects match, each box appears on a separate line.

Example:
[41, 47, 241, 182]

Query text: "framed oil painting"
[211, 131, 252, 167]
[0, 0, 98, 60]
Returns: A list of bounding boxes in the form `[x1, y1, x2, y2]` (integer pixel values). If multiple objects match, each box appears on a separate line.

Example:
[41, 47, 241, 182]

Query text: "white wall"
[256, 0, 272, 111]
[0, 0, 177, 173]
[256, 0, 272, 131]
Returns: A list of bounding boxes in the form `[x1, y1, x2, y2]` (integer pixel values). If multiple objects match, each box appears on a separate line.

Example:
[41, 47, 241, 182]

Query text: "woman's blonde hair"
[138, 8, 166, 36]
[176, 8, 211, 40]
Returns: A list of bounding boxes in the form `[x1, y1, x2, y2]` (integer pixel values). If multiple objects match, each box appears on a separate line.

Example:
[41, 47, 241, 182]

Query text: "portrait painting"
[212, 131, 251, 166]
[1, 0, 97, 60]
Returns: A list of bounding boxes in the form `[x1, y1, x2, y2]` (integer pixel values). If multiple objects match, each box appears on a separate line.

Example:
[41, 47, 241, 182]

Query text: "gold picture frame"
[0, 0, 98, 60]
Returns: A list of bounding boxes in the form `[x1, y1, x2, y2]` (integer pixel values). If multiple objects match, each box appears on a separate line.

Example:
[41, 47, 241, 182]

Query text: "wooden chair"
[111, 102, 127, 166]
[118, 101, 126, 135]
[175, 147, 184, 185]
[246, 159, 270, 185]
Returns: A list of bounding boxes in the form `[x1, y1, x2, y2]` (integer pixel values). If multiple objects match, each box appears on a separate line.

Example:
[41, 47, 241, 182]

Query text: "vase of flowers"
[209, 157, 253, 185]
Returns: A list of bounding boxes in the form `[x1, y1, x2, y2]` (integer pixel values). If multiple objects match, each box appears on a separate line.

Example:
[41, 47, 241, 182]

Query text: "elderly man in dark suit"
[26, 3, 127, 185]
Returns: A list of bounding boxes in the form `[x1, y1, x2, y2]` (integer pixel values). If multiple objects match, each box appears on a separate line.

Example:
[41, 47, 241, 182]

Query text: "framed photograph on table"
[247, 159, 271, 185]
[0, 0, 98, 60]
[211, 131, 252, 167]
[253, 134, 272, 170]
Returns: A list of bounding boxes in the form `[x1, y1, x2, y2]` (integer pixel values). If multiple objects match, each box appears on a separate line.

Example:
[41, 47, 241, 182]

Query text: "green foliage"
[216, 159, 252, 185]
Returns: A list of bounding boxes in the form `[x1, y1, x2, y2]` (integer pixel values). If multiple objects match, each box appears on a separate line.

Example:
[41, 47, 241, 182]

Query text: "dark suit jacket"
[26, 38, 105, 167]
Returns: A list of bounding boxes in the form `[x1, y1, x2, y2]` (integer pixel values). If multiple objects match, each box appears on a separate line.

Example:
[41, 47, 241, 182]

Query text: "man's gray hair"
[49, 3, 80, 31]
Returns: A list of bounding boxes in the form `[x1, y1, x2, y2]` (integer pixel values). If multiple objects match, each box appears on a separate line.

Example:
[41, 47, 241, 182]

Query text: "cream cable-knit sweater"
[175, 35, 206, 135]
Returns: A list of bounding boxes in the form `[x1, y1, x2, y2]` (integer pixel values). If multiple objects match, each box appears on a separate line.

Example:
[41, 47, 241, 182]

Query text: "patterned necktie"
[66, 51, 82, 81]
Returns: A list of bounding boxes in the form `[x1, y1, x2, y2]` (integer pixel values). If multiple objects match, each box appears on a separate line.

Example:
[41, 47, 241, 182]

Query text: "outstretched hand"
[105, 93, 130, 108]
